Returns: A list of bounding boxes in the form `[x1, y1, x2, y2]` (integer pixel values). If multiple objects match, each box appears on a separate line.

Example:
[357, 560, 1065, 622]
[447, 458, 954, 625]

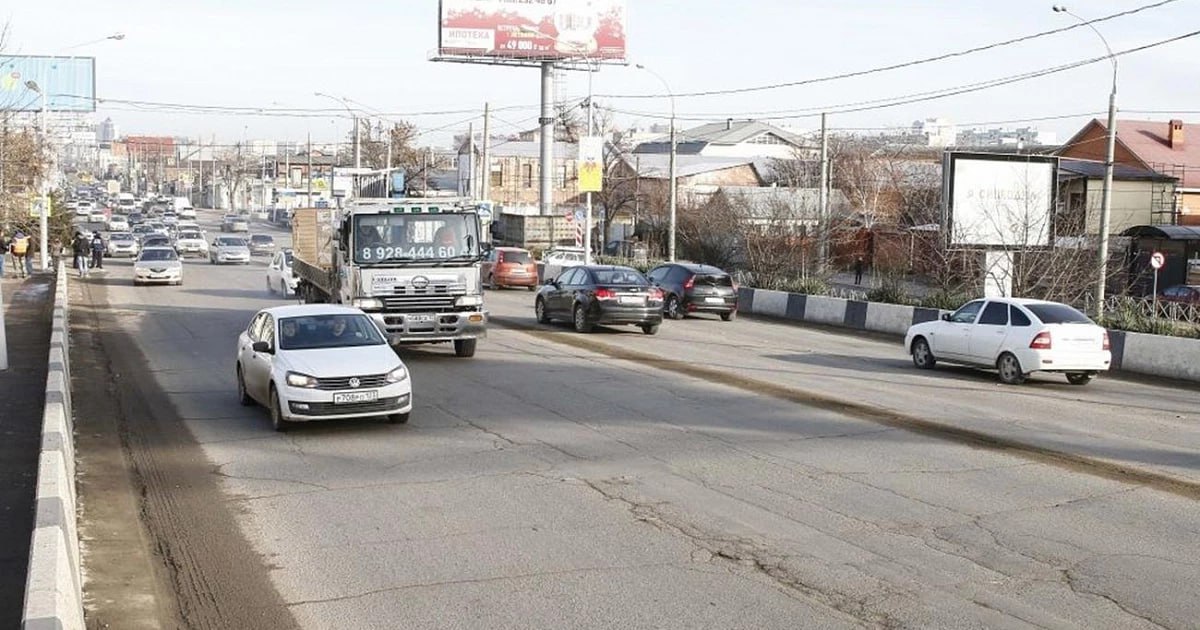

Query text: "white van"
[116, 192, 137, 212]
[173, 197, 197, 219]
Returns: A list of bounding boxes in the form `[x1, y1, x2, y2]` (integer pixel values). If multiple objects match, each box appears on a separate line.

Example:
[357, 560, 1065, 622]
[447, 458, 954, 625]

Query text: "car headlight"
[352, 298, 383, 310]
[286, 371, 319, 388]
[456, 295, 483, 307]
[385, 365, 408, 383]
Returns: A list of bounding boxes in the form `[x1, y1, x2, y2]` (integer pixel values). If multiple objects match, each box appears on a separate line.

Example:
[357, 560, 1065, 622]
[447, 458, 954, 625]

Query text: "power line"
[599, 0, 1181, 100]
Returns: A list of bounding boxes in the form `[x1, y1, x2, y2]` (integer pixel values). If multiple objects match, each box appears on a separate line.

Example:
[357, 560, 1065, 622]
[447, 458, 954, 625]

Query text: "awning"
[1121, 225, 1200, 240]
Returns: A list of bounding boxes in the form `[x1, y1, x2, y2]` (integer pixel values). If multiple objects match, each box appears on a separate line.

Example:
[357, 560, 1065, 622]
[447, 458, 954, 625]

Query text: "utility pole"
[306, 132, 313, 205]
[39, 88, 50, 272]
[353, 116, 361, 170]
[467, 122, 476, 200]
[423, 149, 429, 195]
[481, 102, 491, 203]
[584, 67, 596, 264]
[818, 112, 830, 273]
[539, 62, 555, 216]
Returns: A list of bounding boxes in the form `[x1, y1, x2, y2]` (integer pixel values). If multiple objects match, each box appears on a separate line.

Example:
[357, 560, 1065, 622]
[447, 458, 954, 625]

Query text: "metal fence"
[1107, 295, 1200, 325]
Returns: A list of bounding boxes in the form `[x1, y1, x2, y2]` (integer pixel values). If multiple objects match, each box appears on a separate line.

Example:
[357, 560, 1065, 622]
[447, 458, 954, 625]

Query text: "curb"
[22, 263, 84, 630]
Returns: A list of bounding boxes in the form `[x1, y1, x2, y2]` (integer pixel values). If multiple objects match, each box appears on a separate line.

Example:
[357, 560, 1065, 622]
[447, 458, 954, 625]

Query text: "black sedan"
[535, 265, 664, 335]
[646, 263, 738, 321]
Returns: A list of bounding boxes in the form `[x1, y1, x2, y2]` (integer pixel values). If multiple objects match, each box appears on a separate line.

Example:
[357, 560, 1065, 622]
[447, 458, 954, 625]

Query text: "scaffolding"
[1149, 161, 1188, 225]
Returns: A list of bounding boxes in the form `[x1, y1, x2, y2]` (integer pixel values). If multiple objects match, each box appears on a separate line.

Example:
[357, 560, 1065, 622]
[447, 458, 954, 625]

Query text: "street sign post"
[1150, 251, 1165, 317]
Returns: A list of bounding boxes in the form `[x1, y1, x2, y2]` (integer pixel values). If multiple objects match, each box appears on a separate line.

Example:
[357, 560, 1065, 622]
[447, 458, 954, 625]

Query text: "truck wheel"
[454, 339, 477, 358]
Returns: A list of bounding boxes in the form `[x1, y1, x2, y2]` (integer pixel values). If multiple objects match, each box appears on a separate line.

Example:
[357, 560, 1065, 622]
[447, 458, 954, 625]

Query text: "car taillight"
[497, 252, 505, 263]
[1102, 331, 1111, 351]
[649, 288, 663, 300]
[594, 288, 617, 300]
[1030, 331, 1052, 350]
[684, 275, 695, 290]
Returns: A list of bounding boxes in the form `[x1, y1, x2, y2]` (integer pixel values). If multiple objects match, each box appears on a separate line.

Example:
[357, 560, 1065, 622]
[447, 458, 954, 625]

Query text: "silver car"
[222, 215, 250, 232]
[174, 230, 209, 257]
[106, 232, 140, 258]
[133, 247, 183, 286]
[209, 236, 251, 265]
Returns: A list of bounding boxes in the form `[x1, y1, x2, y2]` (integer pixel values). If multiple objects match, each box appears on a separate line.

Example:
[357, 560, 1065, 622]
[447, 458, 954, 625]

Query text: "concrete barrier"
[23, 263, 84, 630]
[737, 287, 1200, 385]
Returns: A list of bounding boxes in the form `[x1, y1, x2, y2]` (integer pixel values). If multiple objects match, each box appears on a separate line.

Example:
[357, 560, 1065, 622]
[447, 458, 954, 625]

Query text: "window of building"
[490, 162, 503, 188]
[559, 164, 571, 189]
[523, 163, 533, 188]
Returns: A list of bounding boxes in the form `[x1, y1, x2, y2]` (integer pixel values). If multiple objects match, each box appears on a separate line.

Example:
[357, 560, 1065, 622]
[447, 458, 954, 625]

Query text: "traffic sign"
[1150, 251, 1165, 270]
[574, 208, 585, 223]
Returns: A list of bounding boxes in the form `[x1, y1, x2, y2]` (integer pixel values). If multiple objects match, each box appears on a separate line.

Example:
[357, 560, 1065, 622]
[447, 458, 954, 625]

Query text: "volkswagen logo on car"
[348, 377, 361, 389]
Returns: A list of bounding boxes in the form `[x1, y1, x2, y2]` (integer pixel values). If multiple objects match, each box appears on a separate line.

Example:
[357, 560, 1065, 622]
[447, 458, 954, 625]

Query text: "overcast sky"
[4, 0, 1199, 148]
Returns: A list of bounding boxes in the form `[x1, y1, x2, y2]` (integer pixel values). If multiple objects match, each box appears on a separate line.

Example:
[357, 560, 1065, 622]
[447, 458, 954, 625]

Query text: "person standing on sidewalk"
[72, 231, 91, 278]
[10, 231, 30, 279]
[90, 231, 105, 270]
[0, 230, 8, 279]
[853, 255, 866, 286]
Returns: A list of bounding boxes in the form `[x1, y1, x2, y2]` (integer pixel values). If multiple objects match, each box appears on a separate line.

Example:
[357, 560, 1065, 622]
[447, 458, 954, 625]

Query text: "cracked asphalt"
[73, 209, 1200, 629]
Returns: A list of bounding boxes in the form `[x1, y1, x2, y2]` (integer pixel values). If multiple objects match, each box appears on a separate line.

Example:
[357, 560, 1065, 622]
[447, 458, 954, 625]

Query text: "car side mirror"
[941, 313, 952, 322]
[251, 340, 273, 354]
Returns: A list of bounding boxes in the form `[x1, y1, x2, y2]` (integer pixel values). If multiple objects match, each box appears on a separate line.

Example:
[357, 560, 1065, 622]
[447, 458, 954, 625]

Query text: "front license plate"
[705, 297, 725, 304]
[409, 314, 435, 324]
[333, 391, 378, 404]
[619, 296, 645, 305]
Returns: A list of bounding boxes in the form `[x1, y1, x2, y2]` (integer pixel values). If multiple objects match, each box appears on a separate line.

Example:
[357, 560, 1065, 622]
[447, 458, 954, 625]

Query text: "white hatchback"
[235, 305, 413, 430]
[904, 298, 1111, 385]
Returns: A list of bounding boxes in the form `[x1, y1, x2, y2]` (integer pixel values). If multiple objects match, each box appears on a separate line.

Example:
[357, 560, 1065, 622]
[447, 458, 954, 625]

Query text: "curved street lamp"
[1054, 4, 1118, 317]
[314, 92, 360, 169]
[635, 64, 677, 262]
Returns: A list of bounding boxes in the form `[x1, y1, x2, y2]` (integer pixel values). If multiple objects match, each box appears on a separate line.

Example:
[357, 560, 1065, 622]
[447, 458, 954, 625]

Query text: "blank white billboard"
[948, 154, 1057, 247]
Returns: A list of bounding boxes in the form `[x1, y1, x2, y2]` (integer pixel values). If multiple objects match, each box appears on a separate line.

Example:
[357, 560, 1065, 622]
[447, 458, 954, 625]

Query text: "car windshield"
[283, 251, 294, 265]
[216, 237, 247, 247]
[251, 235, 274, 243]
[1025, 303, 1092, 325]
[592, 268, 648, 286]
[110, 232, 132, 240]
[139, 249, 178, 262]
[353, 212, 481, 264]
[179, 231, 202, 240]
[277, 314, 386, 350]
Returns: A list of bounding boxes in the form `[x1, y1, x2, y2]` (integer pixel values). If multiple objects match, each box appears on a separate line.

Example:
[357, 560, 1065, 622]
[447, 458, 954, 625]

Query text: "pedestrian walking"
[90, 231, 105, 270]
[853, 255, 866, 286]
[10, 231, 31, 278]
[73, 231, 91, 278]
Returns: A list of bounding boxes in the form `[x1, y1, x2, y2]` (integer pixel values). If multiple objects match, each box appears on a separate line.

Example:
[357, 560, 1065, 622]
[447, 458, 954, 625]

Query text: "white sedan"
[235, 305, 413, 431]
[905, 297, 1110, 385]
[266, 249, 298, 297]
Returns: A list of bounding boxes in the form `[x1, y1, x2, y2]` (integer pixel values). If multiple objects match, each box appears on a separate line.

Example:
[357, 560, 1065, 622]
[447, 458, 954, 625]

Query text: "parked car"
[209, 236, 251, 264]
[133, 247, 183, 286]
[248, 233, 277, 256]
[904, 298, 1111, 385]
[541, 246, 587, 282]
[107, 215, 130, 232]
[534, 265, 664, 335]
[174, 230, 209, 257]
[106, 232, 139, 258]
[1159, 285, 1200, 305]
[482, 247, 538, 290]
[267, 249, 298, 297]
[234, 305, 413, 430]
[222, 214, 250, 232]
[646, 263, 739, 321]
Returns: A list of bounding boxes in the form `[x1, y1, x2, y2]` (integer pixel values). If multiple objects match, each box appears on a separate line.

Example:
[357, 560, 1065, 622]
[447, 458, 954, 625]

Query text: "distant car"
[209, 236, 251, 264]
[222, 214, 249, 232]
[248, 233, 277, 256]
[482, 247, 537, 290]
[646, 263, 739, 321]
[106, 232, 139, 258]
[174, 230, 209, 257]
[234, 305, 413, 430]
[140, 235, 173, 250]
[88, 211, 108, 224]
[127, 212, 145, 226]
[541, 246, 587, 282]
[904, 297, 1111, 385]
[133, 247, 183, 286]
[131, 224, 156, 241]
[176, 221, 201, 234]
[146, 222, 169, 237]
[1159, 285, 1200, 305]
[266, 249, 298, 297]
[161, 212, 179, 226]
[534, 265, 664, 335]
[177, 207, 197, 220]
[107, 215, 130, 232]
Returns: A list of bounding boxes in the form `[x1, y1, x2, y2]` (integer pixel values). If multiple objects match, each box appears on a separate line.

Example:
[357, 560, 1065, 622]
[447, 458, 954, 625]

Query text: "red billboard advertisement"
[439, 0, 627, 62]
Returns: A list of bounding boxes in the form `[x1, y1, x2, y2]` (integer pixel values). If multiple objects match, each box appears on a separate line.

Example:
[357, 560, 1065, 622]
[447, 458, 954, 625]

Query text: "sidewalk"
[828, 270, 936, 299]
[0, 272, 55, 627]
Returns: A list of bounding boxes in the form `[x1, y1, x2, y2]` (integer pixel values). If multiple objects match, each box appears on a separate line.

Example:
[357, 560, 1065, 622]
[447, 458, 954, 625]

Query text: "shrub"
[776, 275, 829, 295]
[866, 275, 910, 305]
[918, 290, 970, 312]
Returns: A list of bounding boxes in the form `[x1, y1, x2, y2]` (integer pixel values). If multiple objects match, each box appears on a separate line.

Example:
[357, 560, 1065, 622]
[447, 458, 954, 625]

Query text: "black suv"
[645, 263, 738, 321]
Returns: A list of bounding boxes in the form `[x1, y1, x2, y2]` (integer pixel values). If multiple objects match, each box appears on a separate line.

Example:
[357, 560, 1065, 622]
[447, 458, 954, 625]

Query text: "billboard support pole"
[481, 102, 491, 203]
[539, 62, 555, 217]
[39, 88, 50, 272]
[585, 65, 594, 265]
[817, 112, 829, 274]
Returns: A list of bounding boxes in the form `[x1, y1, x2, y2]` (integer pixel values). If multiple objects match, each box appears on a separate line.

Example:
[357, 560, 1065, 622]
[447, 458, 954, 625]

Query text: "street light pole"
[314, 92, 359, 169]
[636, 65, 677, 262]
[1054, 5, 1117, 317]
[24, 81, 51, 271]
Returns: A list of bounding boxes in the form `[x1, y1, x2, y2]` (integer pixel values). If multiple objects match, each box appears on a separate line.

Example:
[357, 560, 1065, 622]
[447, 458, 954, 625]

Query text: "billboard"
[0, 55, 96, 112]
[439, 0, 627, 61]
[578, 136, 603, 192]
[944, 152, 1058, 248]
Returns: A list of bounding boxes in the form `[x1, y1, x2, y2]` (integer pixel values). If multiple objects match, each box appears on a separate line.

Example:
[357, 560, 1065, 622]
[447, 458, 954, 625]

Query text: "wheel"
[535, 297, 551, 324]
[236, 366, 255, 406]
[267, 277, 275, 294]
[1066, 372, 1093, 386]
[997, 352, 1027, 385]
[573, 304, 593, 333]
[387, 412, 410, 424]
[641, 323, 660, 335]
[720, 311, 736, 322]
[665, 295, 683, 320]
[911, 337, 936, 370]
[527, 285, 537, 292]
[269, 386, 289, 431]
[454, 338, 477, 357]
[487, 274, 497, 289]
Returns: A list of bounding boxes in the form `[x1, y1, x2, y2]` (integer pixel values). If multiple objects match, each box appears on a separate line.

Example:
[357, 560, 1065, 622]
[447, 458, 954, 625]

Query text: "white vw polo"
[905, 297, 1111, 385]
[235, 305, 413, 430]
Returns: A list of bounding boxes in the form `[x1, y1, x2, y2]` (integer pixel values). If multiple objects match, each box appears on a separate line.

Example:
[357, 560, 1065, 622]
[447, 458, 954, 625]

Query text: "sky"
[4, 0, 1200, 149]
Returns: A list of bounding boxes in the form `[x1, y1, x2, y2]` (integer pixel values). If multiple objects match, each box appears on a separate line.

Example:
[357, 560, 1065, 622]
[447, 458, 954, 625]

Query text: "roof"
[262, 304, 364, 317]
[1063, 119, 1200, 187]
[622, 154, 760, 180]
[676, 120, 806, 147]
[1121, 225, 1200, 240]
[465, 141, 579, 159]
[656, 262, 728, 274]
[1058, 158, 1177, 183]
